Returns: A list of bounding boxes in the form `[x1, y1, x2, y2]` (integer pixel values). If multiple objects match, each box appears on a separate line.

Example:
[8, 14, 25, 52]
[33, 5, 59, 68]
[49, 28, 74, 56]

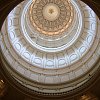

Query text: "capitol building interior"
[0, 0, 100, 100]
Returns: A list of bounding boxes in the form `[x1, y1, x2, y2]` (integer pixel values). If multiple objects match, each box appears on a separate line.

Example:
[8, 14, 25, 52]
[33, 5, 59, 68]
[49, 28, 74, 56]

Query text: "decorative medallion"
[29, 0, 74, 35]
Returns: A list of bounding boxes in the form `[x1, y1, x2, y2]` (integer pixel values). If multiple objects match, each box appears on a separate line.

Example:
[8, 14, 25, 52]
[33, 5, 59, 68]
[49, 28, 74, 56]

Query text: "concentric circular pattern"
[0, 0, 100, 95]
[21, 0, 81, 52]
[29, 0, 74, 35]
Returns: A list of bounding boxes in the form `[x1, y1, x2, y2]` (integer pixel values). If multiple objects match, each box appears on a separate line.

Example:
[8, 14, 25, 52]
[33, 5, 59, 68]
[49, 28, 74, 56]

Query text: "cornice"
[0, 40, 100, 99]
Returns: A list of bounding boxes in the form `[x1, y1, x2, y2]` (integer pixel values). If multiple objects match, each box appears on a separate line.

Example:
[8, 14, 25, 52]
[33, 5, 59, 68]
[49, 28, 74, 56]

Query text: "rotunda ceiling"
[0, 0, 100, 95]
[29, 0, 74, 35]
